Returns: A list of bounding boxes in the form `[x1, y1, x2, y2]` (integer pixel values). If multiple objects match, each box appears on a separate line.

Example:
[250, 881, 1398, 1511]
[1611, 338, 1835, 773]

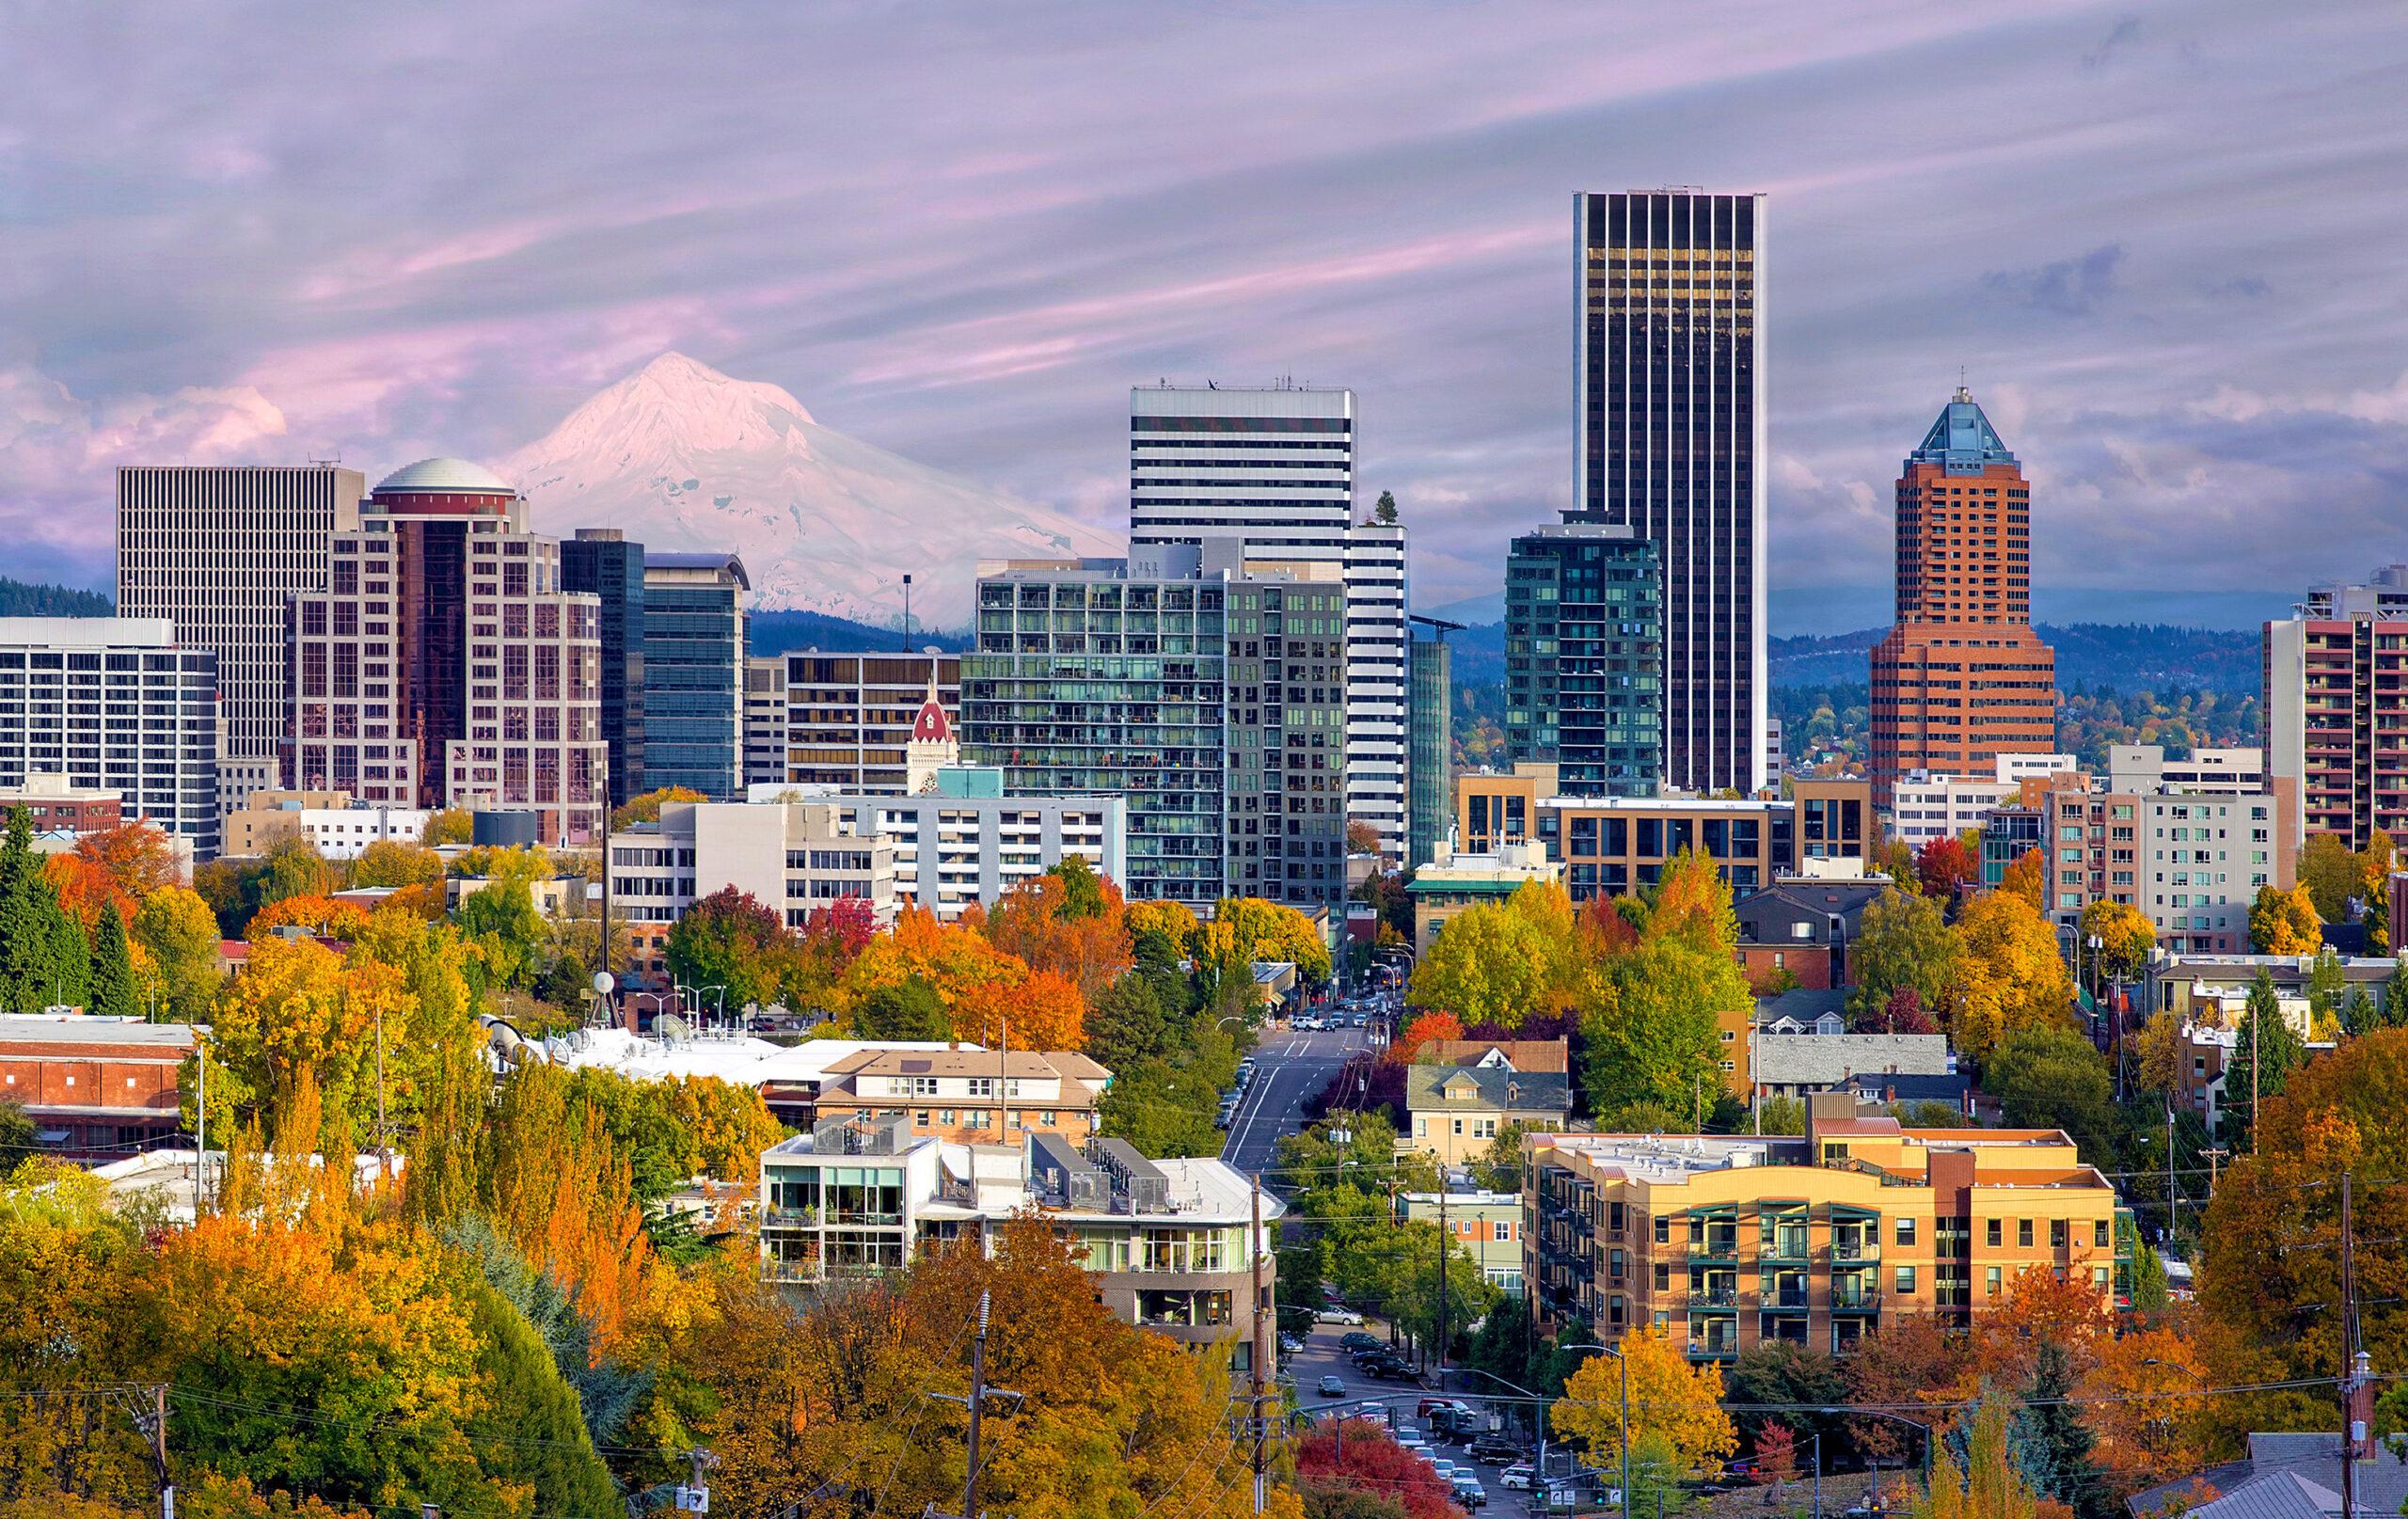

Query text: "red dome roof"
[911, 697, 954, 744]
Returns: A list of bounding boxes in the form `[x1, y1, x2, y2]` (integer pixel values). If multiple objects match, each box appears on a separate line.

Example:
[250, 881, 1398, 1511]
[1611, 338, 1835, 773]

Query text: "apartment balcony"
[1688, 1287, 1740, 1311]
[1762, 1286, 1811, 1313]
[1687, 1236, 1741, 1263]
[1831, 1240, 1880, 1264]
[762, 1206, 823, 1230]
[1687, 1331, 1740, 1363]
[1830, 1287, 1883, 1313]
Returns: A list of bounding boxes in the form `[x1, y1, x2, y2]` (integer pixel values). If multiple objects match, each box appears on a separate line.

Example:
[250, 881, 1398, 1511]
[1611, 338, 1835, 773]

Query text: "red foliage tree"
[1293, 1417, 1460, 1519]
[800, 894, 878, 962]
[1915, 835, 1980, 899]
[1386, 1010, 1465, 1065]
[1854, 985, 1939, 1036]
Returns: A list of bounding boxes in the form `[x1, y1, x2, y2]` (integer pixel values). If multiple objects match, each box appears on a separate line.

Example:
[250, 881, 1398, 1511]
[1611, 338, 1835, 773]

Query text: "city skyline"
[1, 2, 2403, 632]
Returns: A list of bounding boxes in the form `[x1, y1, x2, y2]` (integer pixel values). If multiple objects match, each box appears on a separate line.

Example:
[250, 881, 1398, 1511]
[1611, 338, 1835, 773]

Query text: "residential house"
[812, 1047, 1111, 1146]
[1750, 1033, 1958, 1103]
[1402, 1064, 1574, 1165]
[1401, 1189, 1525, 1295]
[1415, 1038, 1571, 1074]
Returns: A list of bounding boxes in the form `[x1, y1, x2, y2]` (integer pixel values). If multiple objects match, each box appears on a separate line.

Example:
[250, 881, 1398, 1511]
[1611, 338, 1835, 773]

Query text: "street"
[1284, 1320, 1555, 1515]
[1221, 1022, 1369, 1174]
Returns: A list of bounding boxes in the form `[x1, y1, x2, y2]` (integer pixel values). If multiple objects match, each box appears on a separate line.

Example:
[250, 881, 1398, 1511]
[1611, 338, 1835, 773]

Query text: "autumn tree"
[1954, 889, 2075, 1062]
[1199, 894, 1333, 986]
[72, 820, 181, 900]
[1908, 1392, 2043, 1519]
[2247, 883, 2321, 956]
[420, 807, 473, 847]
[665, 886, 791, 1009]
[1648, 847, 1741, 955]
[981, 864, 1132, 1002]
[609, 784, 705, 832]
[1917, 834, 1981, 899]
[134, 885, 223, 1021]
[955, 965, 1085, 1051]
[2000, 847, 2047, 912]
[1848, 888, 1962, 1025]
[43, 852, 134, 934]
[2079, 898, 2155, 983]
[1856, 984, 1940, 1036]
[349, 838, 446, 890]
[1553, 1325, 1738, 1478]
[1985, 1021, 2122, 1166]
[2296, 832, 2361, 922]
[2227, 969, 2303, 1144]
[1582, 935, 1737, 1125]
[244, 893, 372, 944]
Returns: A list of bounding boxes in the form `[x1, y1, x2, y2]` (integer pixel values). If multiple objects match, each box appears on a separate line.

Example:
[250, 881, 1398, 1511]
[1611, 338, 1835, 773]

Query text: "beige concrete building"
[223, 790, 433, 859]
[811, 1047, 1111, 1146]
[1405, 838, 1560, 954]
[608, 799, 898, 938]
[1527, 1096, 2131, 1360]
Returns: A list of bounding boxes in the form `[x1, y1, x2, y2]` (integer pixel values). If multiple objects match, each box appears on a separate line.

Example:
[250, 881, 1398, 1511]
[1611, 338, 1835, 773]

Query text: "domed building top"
[911, 691, 955, 744]
[372, 457, 519, 497]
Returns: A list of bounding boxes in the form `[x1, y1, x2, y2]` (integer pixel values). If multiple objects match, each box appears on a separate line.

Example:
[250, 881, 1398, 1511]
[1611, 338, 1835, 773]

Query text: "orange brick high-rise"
[1870, 388, 2056, 810]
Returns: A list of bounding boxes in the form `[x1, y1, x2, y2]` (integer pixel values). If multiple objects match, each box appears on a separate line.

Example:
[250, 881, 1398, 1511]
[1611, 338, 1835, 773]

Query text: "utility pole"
[2165, 1103, 2177, 1241]
[1251, 1171, 1270, 1514]
[928, 1291, 1018, 1519]
[2341, 1171, 2361, 1519]
[195, 1039, 207, 1220]
[129, 1384, 172, 1519]
[1435, 1179, 1449, 1389]
[1812, 1429, 1823, 1519]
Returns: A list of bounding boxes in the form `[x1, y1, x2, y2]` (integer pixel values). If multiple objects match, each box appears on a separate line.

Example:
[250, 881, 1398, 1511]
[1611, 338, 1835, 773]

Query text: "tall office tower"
[1343, 516, 1408, 855]
[283, 459, 605, 845]
[1868, 388, 2057, 810]
[1128, 383, 1404, 848]
[561, 530, 646, 809]
[1503, 524, 1664, 797]
[2265, 563, 2408, 852]
[1406, 631, 1453, 870]
[642, 553, 748, 799]
[741, 655, 789, 790]
[777, 652, 962, 792]
[1571, 190, 1766, 794]
[0, 619, 221, 856]
[116, 464, 363, 810]
[963, 544, 1347, 912]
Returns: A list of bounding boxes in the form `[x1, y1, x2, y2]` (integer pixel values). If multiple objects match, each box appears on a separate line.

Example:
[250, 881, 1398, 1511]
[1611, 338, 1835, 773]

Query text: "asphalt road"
[1284, 1321, 1546, 1513]
[1221, 1023, 1368, 1175]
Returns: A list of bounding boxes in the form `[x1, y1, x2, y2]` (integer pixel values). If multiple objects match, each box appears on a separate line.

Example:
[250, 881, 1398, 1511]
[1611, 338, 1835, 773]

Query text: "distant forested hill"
[1769, 623, 2259, 694]
[748, 609, 968, 657]
[0, 578, 109, 618]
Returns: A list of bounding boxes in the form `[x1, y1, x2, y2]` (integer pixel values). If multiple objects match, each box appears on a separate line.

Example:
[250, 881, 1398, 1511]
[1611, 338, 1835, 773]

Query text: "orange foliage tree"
[41, 852, 134, 933]
[73, 820, 182, 899]
[955, 966, 1086, 1052]
[245, 894, 372, 943]
[1387, 1010, 1465, 1065]
[981, 865, 1133, 1002]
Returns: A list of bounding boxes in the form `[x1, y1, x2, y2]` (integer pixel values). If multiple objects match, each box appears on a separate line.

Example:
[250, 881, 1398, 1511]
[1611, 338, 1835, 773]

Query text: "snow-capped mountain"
[497, 352, 1118, 626]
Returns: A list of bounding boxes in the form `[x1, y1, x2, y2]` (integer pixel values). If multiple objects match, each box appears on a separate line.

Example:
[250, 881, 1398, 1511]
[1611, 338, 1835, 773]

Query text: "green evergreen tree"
[43, 894, 89, 1010]
[89, 902, 139, 1019]
[2384, 959, 2408, 1029]
[0, 807, 51, 1011]
[2231, 968, 2305, 1147]
[2026, 1340, 2109, 1519]
[2342, 985, 2377, 1038]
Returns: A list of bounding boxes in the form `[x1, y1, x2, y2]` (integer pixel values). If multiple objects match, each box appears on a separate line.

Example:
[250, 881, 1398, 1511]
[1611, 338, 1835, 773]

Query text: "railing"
[1832, 1240, 1880, 1263]
[1764, 1287, 1810, 1310]
[762, 1206, 821, 1228]
[1830, 1287, 1883, 1312]
[1688, 1288, 1738, 1309]
[1760, 1231, 1811, 1263]
[1687, 1236, 1740, 1261]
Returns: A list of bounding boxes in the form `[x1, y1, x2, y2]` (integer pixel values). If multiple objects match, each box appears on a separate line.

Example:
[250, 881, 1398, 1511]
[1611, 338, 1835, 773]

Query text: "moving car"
[1317, 1375, 1347, 1397]
[1278, 1332, 1306, 1354]
[1339, 1331, 1380, 1351]
[1316, 1306, 1366, 1325]
[1451, 1476, 1489, 1509]
[1499, 1465, 1535, 1492]
[1468, 1438, 1521, 1464]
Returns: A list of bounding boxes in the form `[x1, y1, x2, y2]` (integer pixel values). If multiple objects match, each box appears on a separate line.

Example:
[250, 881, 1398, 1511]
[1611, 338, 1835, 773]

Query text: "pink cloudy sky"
[3, 0, 2404, 629]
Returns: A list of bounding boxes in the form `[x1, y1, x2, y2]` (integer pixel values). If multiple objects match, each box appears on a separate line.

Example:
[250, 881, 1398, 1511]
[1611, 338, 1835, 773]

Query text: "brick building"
[0, 1015, 196, 1156]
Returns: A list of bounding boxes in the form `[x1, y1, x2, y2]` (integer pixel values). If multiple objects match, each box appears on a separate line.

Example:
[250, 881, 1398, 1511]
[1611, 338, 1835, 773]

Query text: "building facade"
[608, 799, 897, 938]
[0, 1015, 198, 1155]
[808, 782, 1127, 922]
[1401, 1190, 1525, 1295]
[0, 775, 123, 834]
[116, 465, 362, 811]
[1869, 389, 2058, 809]
[0, 619, 221, 857]
[2041, 750, 2295, 954]
[1407, 631, 1453, 870]
[1571, 189, 1766, 794]
[1887, 752, 2077, 848]
[1407, 840, 1562, 955]
[2264, 567, 2408, 853]
[223, 792, 432, 859]
[741, 656, 789, 791]
[759, 1119, 1279, 1368]
[1527, 1101, 2131, 1356]
[281, 459, 606, 846]
[766, 652, 964, 792]
[1344, 517, 1408, 854]
[1455, 764, 1874, 900]
[642, 552, 748, 800]
[560, 530, 646, 809]
[810, 1048, 1110, 1146]
[1504, 524, 1664, 796]
[963, 545, 1345, 910]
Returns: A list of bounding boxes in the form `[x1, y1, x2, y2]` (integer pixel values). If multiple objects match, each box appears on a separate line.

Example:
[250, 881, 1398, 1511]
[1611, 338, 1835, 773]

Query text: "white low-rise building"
[223, 790, 433, 859]
[1887, 752, 2076, 847]
[609, 799, 898, 932]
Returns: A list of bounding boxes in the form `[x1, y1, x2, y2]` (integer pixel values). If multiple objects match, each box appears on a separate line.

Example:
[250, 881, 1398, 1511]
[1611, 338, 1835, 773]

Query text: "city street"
[1221, 1022, 1368, 1175]
[1284, 1321, 1553, 1514]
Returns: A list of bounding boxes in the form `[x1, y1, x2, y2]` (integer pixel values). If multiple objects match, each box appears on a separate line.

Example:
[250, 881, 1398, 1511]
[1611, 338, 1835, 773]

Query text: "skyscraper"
[282, 458, 605, 845]
[1571, 190, 1766, 793]
[116, 464, 362, 810]
[1868, 388, 2057, 809]
[0, 619, 221, 856]
[1504, 524, 1664, 797]
[2265, 563, 2408, 853]
[561, 529, 646, 809]
[642, 552, 748, 799]
[1406, 629, 1453, 871]
[1128, 384, 1406, 852]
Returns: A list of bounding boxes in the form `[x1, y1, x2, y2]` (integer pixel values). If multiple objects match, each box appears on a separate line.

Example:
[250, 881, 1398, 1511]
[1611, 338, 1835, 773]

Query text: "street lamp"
[1603, 1341, 1630, 1515]
[1819, 1406, 1931, 1510]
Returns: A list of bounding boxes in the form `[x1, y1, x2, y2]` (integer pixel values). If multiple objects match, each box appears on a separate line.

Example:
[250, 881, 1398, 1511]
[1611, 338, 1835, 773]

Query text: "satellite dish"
[592, 972, 615, 996]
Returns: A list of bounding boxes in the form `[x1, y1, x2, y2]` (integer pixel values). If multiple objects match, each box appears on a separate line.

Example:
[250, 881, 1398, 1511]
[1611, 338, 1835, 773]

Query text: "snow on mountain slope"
[497, 352, 1118, 626]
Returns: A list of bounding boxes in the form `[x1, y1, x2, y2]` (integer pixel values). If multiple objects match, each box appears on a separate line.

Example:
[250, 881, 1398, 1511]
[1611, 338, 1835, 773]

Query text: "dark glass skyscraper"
[1572, 190, 1766, 793]
[1504, 524, 1663, 796]
[1407, 632, 1452, 870]
[562, 529, 645, 810]
[642, 552, 748, 800]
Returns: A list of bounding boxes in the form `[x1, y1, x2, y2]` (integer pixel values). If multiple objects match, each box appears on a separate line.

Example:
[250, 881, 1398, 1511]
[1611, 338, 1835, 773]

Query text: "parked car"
[1317, 1306, 1366, 1325]
[1499, 1465, 1535, 1491]
[1339, 1331, 1380, 1351]
[1361, 1359, 1412, 1381]
[1317, 1375, 1347, 1397]
[1468, 1438, 1521, 1464]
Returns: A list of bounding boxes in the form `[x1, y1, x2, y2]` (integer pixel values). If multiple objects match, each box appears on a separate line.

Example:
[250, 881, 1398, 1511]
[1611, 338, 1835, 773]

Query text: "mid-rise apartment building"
[116, 464, 362, 811]
[1503, 524, 1664, 796]
[1527, 1098, 2131, 1361]
[1869, 389, 2057, 809]
[1888, 754, 2076, 847]
[642, 552, 748, 800]
[1571, 190, 1767, 794]
[741, 656, 788, 790]
[1455, 764, 1873, 900]
[963, 544, 1345, 910]
[0, 1015, 198, 1155]
[0, 619, 221, 856]
[560, 530, 646, 809]
[1344, 516, 1408, 853]
[759, 1117, 1278, 1367]
[2265, 565, 2408, 853]
[0, 774, 123, 834]
[771, 652, 961, 792]
[788, 781, 1126, 923]
[2042, 747, 2295, 954]
[281, 459, 605, 847]
[1401, 1189, 1525, 1296]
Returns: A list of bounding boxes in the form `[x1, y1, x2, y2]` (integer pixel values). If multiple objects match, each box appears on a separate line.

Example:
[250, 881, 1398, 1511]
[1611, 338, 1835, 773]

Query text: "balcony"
[1760, 1227, 1811, 1264]
[1687, 1234, 1741, 1263]
[1687, 1331, 1740, 1362]
[1830, 1286, 1883, 1313]
[1688, 1287, 1739, 1311]
[762, 1206, 822, 1230]
[1831, 1239, 1880, 1264]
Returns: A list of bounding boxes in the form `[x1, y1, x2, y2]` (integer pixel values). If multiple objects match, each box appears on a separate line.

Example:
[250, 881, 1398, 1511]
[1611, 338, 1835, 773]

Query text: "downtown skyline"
[2, 0, 2404, 631]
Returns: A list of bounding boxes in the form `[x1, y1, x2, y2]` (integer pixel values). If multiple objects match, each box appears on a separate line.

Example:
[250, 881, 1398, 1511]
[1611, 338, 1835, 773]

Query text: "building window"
[1985, 1266, 2003, 1298]
[2019, 1220, 2035, 1248]
[1896, 1218, 1917, 1247]
[1986, 1219, 2003, 1248]
[2050, 1219, 2067, 1249]
[1894, 1266, 1916, 1295]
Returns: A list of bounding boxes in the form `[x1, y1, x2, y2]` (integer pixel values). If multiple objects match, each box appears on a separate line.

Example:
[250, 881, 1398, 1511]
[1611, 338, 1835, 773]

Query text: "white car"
[1315, 1306, 1365, 1325]
[1499, 1465, 1534, 1491]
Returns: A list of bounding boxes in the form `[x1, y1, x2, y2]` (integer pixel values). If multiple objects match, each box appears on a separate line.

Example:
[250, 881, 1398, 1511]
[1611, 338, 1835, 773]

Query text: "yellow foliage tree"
[1552, 1325, 1737, 1477]
[1953, 889, 2075, 1062]
[2248, 883, 2321, 956]
[1909, 1394, 2040, 1519]
[1999, 847, 2047, 913]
